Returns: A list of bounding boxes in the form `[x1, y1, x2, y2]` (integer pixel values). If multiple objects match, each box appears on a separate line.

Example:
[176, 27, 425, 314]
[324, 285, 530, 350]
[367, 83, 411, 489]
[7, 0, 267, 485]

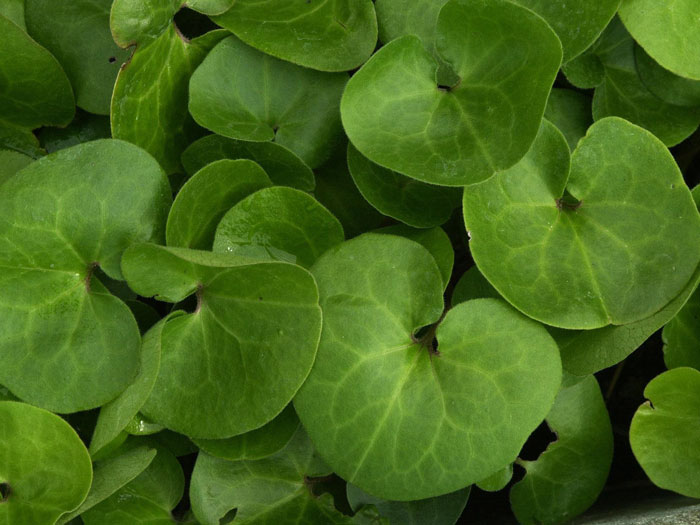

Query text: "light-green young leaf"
[211, 0, 378, 72]
[630, 368, 700, 498]
[0, 401, 92, 525]
[213, 186, 345, 268]
[619, 0, 700, 80]
[294, 234, 562, 500]
[463, 118, 700, 329]
[0, 140, 171, 412]
[189, 36, 347, 168]
[341, 0, 562, 186]
[166, 159, 272, 250]
[122, 244, 322, 439]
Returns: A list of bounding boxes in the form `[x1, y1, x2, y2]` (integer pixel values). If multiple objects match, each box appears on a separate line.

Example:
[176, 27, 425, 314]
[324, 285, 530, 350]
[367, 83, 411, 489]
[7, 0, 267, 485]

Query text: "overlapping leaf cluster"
[1, 1, 699, 524]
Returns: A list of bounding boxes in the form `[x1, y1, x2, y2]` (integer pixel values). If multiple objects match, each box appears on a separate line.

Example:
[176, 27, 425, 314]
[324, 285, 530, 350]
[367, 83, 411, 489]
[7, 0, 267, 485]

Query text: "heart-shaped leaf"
[0, 140, 171, 412]
[0, 401, 92, 524]
[213, 186, 344, 268]
[630, 367, 700, 498]
[122, 244, 322, 438]
[110, 0, 181, 47]
[663, 289, 700, 371]
[25, 0, 130, 115]
[544, 89, 593, 152]
[192, 404, 299, 462]
[112, 27, 227, 174]
[189, 36, 347, 168]
[347, 483, 469, 525]
[463, 118, 700, 329]
[294, 234, 562, 500]
[510, 375, 613, 524]
[181, 134, 315, 191]
[635, 47, 700, 108]
[0, 150, 32, 186]
[619, 0, 700, 80]
[190, 428, 363, 525]
[0, 14, 74, 129]
[211, 0, 378, 72]
[341, 0, 561, 186]
[348, 144, 461, 228]
[166, 159, 272, 249]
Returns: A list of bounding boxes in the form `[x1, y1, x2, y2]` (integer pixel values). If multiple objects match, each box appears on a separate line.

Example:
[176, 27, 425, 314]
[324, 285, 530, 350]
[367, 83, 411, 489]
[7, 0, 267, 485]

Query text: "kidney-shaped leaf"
[166, 159, 272, 250]
[463, 118, 700, 330]
[510, 375, 613, 524]
[294, 234, 562, 500]
[213, 186, 344, 268]
[0, 401, 92, 525]
[0, 140, 171, 412]
[630, 367, 700, 498]
[341, 0, 561, 186]
[181, 134, 315, 191]
[189, 36, 347, 168]
[211, 0, 377, 72]
[122, 244, 322, 438]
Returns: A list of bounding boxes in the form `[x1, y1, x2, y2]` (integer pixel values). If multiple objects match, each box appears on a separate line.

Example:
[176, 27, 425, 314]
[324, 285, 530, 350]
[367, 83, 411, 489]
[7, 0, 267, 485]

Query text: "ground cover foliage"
[1, 1, 699, 524]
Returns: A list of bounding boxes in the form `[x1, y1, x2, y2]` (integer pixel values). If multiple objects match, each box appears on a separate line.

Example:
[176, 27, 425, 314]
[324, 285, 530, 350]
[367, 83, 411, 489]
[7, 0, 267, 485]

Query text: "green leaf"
[213, 186, 345, 268]
[509, 0, 620, 62]
[0, 121, 44, 158]
[619, 0, 700, 80]
[167, 159, 272, 249]
[0, 401, 92, 525]
[90, 316, 175, 456]
[347, 484, 469, 525]
[82, 444, 185, 525]
[0, 150, 32, 186]
[476, 464, 513, 492]
[314, 145, 385, 238]
[510, 375, 613, 524]
[663, 289, 700, 371]
[112, 27, 227, 174]
[122, 244, 322, 438]
[192, 404, 299, 461]
[189, 36, 347, 168]
[591, 18, 700, 147]
[211, 0, 378, 72]
[186, 0, 234, 15]
[341, 0, 561, 186]
[635, 46, 700, 108]
[25, 0, 130, 115]
[374, 0, 446, 47]
[38, 111, 111, 153]
[630, 367, 700, 498]
[544, 88, 593, 152]
[562, 49, 606, 89]
[181, 134, 315, 191]
[0, 140, 171, 412]
[110, 0, 181, 47]
[125, 414, 166, 436]
[190, 428, 356, 525]
[374, 224, 454, 290]
[57, 446, 157, 524]
[463, 118, 700, 329]
[0, 14, 74, 129]
[294, 234, 562, 500]
[348, 144, 461, 228]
